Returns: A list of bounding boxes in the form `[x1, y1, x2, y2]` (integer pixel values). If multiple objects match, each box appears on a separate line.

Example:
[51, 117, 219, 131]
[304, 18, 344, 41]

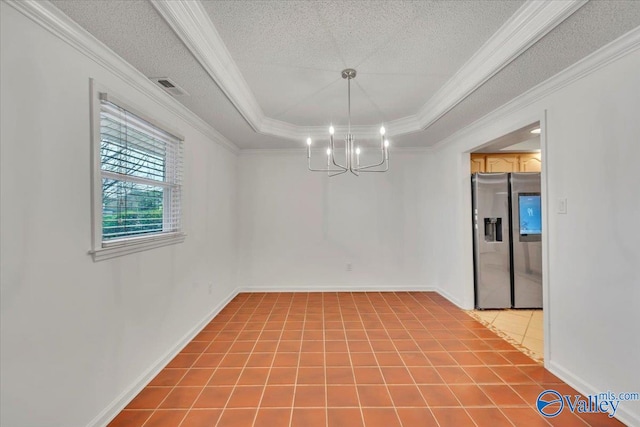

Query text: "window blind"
[99, 98, 183, 243]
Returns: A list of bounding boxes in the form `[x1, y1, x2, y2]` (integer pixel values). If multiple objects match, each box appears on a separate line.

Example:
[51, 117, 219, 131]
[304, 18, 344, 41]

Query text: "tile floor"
[109, 292, 622, 426]
[468, 310, 543, 363]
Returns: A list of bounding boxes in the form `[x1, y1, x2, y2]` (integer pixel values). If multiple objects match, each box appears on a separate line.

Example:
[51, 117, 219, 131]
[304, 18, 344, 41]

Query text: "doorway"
[466, 122, 544, 362]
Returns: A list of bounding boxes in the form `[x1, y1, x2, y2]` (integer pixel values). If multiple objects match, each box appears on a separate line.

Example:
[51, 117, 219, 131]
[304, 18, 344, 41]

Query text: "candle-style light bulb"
[329, 125, 335, 135]
[384, 139, 389, 148]
[327, 148, 331, 156]
[306, 137, 312, 146]
[380, 126, 386, 136]
[355, 147, 361, 155]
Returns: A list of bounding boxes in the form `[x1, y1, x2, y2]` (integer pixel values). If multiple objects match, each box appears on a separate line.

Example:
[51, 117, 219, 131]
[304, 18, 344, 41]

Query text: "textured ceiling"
[50, 0, 640, 149]
[201, 0, 523, 126]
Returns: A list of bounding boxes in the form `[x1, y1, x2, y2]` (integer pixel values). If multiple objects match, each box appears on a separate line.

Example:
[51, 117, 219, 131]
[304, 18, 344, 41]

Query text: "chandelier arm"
[308, 157, 347, 172]
[328, 169, 348, 177]
[330, 134, 348, 169]
[356, 155, 389, 173]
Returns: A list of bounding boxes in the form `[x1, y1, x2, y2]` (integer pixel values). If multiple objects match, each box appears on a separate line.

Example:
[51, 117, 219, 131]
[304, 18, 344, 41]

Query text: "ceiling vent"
[150, 77, 189, 97]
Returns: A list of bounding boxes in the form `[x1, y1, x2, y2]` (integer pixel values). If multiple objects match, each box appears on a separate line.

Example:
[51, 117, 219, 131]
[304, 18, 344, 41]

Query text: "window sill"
[89, 232, 186, 262]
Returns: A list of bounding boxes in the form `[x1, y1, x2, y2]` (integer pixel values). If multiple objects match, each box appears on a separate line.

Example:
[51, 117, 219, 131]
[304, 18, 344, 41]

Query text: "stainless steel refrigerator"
[472, 172, 542, 309]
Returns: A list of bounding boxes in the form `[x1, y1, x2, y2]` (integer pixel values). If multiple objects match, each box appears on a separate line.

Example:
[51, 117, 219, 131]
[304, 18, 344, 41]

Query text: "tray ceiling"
[50, 0, 640, 149]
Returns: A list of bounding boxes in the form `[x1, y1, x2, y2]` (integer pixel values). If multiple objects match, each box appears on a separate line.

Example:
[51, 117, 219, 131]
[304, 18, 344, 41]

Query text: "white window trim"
[89, 79, 186, 262]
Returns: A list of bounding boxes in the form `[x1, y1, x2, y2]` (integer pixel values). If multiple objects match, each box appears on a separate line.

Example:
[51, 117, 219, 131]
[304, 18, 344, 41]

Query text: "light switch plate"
[558, 198, 567, 214]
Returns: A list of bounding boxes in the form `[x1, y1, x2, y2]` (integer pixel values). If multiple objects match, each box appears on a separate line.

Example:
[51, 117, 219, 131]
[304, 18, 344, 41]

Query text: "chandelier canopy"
[306, 69, 389, 176]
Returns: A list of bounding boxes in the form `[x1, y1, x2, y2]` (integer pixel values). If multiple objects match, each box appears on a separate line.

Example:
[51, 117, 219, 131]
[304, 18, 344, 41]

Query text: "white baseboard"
[238, 285, 437, 293]
[547, 360, 639, 427]
[88, 288, 240, 427]
[431, 287, 470, 310]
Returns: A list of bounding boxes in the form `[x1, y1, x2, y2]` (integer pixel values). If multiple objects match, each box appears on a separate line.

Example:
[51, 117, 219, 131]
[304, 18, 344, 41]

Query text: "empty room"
[1, 1, 639, 426]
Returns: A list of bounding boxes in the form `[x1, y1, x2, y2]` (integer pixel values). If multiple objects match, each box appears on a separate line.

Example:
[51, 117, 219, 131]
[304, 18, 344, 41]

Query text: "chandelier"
[306, 69, 389, 176]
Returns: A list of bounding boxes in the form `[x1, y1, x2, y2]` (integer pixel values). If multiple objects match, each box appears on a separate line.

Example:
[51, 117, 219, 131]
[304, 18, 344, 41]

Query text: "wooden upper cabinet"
[470, 152, 542, 173]
[486, 155, 519, 172]
[470, 156, 485, 174]
[519, 153, 542, 172]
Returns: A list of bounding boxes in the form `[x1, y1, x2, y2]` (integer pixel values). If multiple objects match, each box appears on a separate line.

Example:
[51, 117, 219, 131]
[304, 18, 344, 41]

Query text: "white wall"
[237, 150, 437, 292]
[0, 4, 238, 426]
[426, 46, 640, 424]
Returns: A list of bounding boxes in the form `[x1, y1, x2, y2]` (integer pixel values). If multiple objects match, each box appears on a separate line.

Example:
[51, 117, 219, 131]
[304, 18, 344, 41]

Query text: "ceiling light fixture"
[530, 128, 541, 134]
[306, 69, 389, 176]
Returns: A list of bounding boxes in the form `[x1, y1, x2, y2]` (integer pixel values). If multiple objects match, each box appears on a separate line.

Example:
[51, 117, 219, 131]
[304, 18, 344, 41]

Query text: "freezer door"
[510, 173, 543, 308]
[473, 173, 511, 309]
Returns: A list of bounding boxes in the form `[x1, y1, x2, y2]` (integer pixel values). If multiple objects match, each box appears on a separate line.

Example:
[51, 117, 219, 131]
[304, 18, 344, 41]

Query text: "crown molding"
[150, 0, 585, 144]
[4, 0, 240, 155]
[150, 0, 264, 133]
[411, 0, 587, 131]
[431, 26, 640, 151]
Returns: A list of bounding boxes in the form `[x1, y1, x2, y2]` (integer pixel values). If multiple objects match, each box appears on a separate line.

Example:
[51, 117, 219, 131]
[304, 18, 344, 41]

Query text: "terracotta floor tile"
[166, 354, 198, 369]
[192, 387, 233, 408]
[450, 351, 484, 366]
[327, 408, 364, 427]
[127, 387, 172, 410]
[576, 411, 626, 426]
[327, 385, 360, 407]
[149, 369, 187, 387]
[181, 341, 209, 354]
[216, 408, 258, 427]
[179, 409, 222, 427]
[253, 408, 292, 427]
[463, 366, 504, 384]
[293, 385, 326, 407]
[370, 340, 396, 351]
[399, 352, 429, 366]
[518, 365, 564, 384]
[291, 408, 326, 427]
[431, 408, 476, 426]
[143, 410, 187, 427]
[296, 367, 325, 385]
[380, 367, 414, 384]
[236, 367, 270, 386]
[159, 387, 202, 409]
[425, 351, 458, 366]
[481, 384, 528, 406]
[272, 352, 299, 367]
[226, 386, 264, 408]
[253, 341, 278, 352]
[192, 353, 224, 369]
[326, 367, 355, 385]
[177, 369, 215, 387]
[449, 384, 493, 406]
[511, 384, 546, 404]
[216, 353, 248, 368]
[501, 407, 551, 427]
[299, 352, 324, 367]
[546, 410, 590, 427]
[387, 385, 427, 407]
[260, 385, 295, 407]
[419, 385, 462, 407]
[350, 352, 377, 367]
[394, 340, 420, 352]
[408, 366, 444, 384]
[246, 353, 274, 368]
[353, 367, 385, 385]
[396, 408, 438, 426]
[376, 352, 404, 367]
[357, 385, 393, 407]
[300, 341, 323, 352]
[348, 341, 372, 353]
[277, 340, 300, 352]
[466, 408, 513, 427]
[492, 366, 538, 384]
[207, 368, 242, 386]
[438, 365, 478, 384]
[361, 408, 402, 427]
[325, 352, 351, 367]
[107, 409, 152, 427]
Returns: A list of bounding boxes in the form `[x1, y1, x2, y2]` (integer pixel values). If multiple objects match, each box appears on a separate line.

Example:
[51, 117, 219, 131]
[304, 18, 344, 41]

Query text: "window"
[90, 83, 185, 261]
